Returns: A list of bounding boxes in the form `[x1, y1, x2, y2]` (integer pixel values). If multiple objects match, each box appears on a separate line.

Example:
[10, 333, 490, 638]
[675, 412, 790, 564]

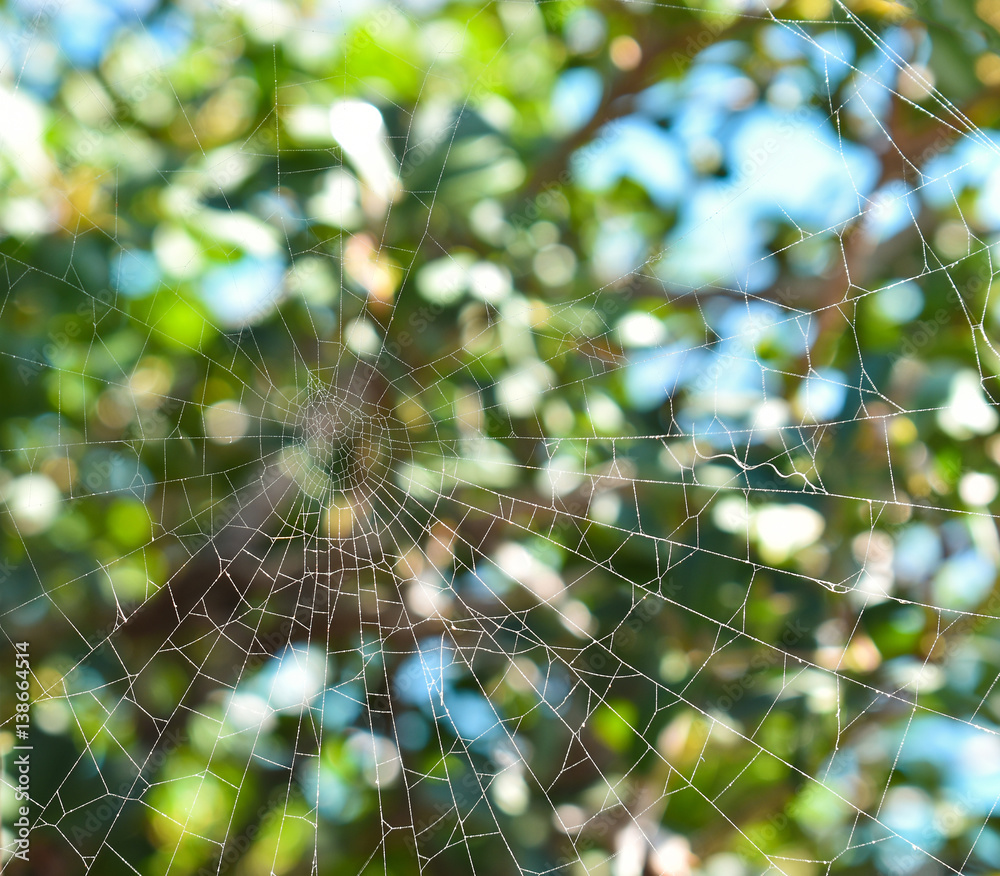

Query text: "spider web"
[3, 0, 1000, 874]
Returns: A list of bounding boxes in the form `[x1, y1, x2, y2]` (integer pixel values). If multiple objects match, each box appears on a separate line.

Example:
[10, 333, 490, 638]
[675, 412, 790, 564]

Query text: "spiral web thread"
[3, 1, 1000, 875]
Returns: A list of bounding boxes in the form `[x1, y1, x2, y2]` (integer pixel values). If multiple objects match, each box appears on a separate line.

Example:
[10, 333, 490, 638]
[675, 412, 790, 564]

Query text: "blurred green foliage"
[4, 0, 1000, 874]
